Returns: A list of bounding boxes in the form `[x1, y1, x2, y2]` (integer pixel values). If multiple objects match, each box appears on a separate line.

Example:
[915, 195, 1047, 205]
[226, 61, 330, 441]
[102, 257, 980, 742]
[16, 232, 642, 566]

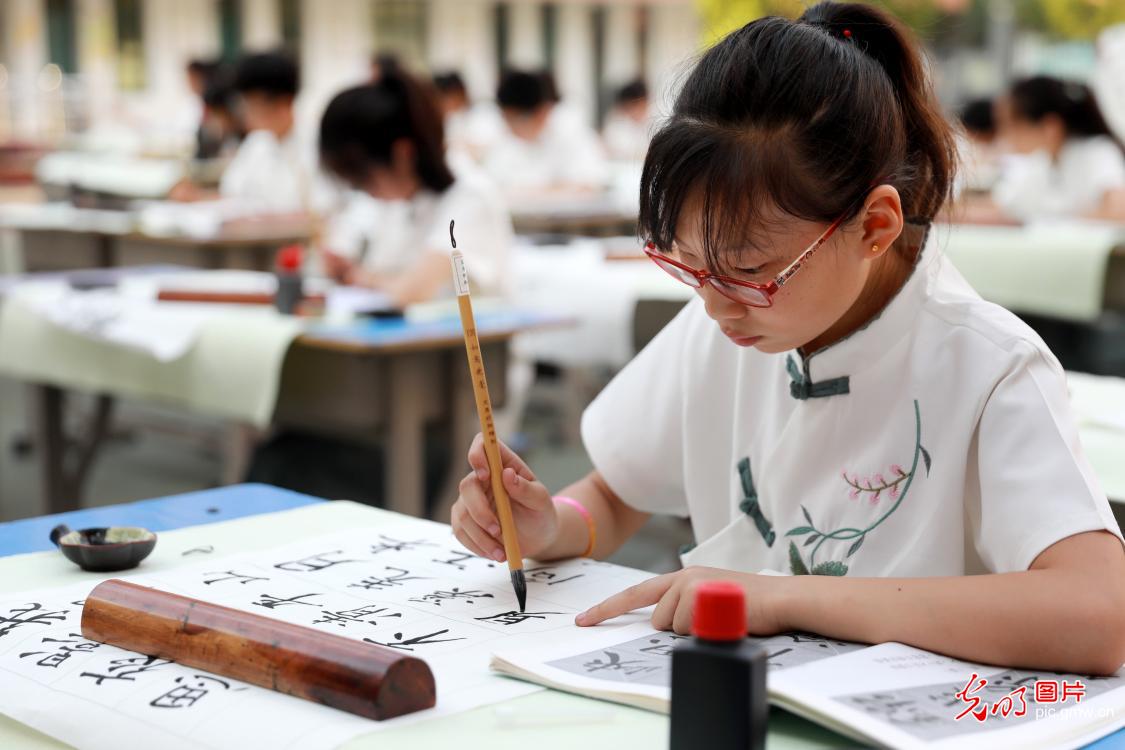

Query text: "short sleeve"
[426, 175, 513, 297]
[971, 342, 1123, 573]
[580, 301, 695, 517]
[1083, 138, 1125, 195]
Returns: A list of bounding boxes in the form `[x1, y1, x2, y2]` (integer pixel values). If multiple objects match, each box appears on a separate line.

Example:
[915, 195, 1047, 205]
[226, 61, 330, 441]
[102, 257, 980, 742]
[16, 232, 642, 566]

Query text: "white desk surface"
[0, 502, 842, 750]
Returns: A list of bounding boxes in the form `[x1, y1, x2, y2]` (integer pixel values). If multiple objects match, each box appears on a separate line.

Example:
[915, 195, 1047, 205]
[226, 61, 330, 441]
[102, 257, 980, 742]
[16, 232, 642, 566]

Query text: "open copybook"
[491, 621, 1125, 749]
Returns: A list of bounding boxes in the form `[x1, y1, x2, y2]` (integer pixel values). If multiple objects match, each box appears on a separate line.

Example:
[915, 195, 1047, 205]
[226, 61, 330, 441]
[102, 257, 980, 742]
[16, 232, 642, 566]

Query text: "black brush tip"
[511, 569, 527, 613]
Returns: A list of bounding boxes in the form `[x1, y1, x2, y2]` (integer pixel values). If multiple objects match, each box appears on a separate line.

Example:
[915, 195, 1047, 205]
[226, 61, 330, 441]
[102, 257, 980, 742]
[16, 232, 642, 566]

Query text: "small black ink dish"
[49, 524, 157, 572]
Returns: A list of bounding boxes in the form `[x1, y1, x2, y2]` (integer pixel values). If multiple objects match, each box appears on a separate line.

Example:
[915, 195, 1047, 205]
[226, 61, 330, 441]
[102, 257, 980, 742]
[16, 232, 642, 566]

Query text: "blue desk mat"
[0, 483, 323, 557]
[306, 310, 563, 347]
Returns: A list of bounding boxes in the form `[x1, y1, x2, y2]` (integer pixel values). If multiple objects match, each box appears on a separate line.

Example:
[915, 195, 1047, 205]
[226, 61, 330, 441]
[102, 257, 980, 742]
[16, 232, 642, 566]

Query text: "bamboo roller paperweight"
[81, 579, 437, 720]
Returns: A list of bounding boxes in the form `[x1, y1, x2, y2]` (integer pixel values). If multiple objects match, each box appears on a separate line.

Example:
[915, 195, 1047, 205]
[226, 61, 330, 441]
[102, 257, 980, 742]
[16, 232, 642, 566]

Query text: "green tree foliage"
[1032, 0, 1125, 40]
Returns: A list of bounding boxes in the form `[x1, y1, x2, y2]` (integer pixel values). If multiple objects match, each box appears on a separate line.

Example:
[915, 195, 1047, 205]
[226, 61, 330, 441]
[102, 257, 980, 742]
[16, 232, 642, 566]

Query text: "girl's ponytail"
[639, 1, 957, 272]
[799, 2, 957, 224]
[377, 67, 455, 192]
[320, 69, 455, 193]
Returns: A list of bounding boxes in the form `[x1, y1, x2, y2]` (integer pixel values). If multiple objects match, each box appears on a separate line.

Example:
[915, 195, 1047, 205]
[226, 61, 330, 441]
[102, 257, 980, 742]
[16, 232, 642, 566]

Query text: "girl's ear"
[860, 184, 904, 259]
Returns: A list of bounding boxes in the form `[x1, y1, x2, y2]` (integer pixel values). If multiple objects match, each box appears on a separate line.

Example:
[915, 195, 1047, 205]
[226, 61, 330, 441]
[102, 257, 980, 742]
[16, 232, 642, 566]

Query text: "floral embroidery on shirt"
[786, 399, 930, 576]
[843, 465, 908, 504]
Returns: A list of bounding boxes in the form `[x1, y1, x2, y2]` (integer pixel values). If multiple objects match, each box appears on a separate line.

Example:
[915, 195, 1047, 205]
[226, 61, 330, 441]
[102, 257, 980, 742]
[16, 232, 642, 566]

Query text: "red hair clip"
[843, 28, 853, 39]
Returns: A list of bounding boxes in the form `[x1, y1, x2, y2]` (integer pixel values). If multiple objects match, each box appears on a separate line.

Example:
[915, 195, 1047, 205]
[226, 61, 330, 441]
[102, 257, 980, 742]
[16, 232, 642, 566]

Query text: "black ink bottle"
[669, 580, 768, 750]
[274, 244, 304, 315]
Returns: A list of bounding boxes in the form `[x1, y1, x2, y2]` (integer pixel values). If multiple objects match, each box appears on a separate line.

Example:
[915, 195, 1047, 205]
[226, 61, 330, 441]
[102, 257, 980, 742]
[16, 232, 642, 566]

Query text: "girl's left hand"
[574, 566, 791, 636]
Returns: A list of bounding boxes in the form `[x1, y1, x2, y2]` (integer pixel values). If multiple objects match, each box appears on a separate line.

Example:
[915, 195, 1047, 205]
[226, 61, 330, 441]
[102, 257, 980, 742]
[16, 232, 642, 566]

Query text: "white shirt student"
[219, 129, 337, 215]
[581, 232, 1121, 577]
[992, 136, 1125, 221]
[445, 103, 506, 164]
[484, 106, 610, 192]
[1095, 24, 1125, 145]
[323, 160, 512, 299]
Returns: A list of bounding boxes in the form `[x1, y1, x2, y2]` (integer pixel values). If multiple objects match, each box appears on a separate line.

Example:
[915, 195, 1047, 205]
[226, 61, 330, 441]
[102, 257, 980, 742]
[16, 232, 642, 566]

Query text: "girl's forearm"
[783, 571, 1125, 675]
[536, 471, 649, 561]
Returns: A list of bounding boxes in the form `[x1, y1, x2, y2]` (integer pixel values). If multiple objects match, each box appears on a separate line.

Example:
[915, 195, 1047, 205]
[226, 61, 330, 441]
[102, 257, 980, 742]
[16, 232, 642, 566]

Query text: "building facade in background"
[0, 0, 700, 149]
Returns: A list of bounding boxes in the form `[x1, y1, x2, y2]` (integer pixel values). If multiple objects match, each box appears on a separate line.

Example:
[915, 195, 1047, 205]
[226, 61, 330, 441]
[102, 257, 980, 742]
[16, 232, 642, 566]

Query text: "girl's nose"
[698, 283, 748, 322]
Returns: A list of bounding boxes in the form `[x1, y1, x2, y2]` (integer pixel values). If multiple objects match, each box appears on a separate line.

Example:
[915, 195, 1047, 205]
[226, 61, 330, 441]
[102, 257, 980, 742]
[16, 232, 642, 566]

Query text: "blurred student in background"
[171, 51, 330, 212]
[318, 68, 512, 306]
[483, 69, 609, 193]
[1094, 23, 1125, 220]
[218, 51, 323, 212]
[433, 70, 504, 164]
[991, 76, 1125, 222]
[195, 67, 243, 161]
[602, 79, 652, 162]
[954, 97, 1000, 195]
[181, 58, 219, 146]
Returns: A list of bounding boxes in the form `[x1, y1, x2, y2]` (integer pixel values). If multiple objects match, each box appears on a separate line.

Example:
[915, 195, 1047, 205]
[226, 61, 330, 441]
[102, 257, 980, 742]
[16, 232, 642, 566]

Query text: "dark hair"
[1008, 76, 1113, 139]
[959, 97, 995, 137]
[371, 52, 402, 81]
[639, 1, 955, 272]
[187, 58, 220, 78]
[234, 52, 299, 97]
[497, 69, 551, 112]
[319, 68, 454, 192]
[202, 67, 236, 112]
[615, 79, 648, 105]
[538, 70, 561, 103]
[433, 71, 467, 96]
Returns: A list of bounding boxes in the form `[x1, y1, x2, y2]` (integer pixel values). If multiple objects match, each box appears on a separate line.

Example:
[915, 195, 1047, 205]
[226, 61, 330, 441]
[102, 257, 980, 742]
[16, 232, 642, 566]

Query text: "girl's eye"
[736, 265, 765, 276]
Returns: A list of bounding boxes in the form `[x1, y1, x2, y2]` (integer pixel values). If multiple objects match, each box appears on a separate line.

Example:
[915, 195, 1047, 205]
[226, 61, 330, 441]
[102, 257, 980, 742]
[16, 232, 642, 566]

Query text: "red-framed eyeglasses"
[643, 211, 851, 308]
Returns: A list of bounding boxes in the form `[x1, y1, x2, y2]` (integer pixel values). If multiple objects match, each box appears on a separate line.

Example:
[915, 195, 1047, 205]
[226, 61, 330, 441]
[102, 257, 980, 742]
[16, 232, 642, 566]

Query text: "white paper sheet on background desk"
[0, 515, 653, 750]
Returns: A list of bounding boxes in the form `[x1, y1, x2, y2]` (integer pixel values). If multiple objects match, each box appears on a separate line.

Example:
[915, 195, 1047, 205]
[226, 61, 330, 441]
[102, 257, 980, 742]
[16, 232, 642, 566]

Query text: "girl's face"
[364, 139, 420, 201]
[669, 188, 903, 354]
[995, 97, 1065, 156]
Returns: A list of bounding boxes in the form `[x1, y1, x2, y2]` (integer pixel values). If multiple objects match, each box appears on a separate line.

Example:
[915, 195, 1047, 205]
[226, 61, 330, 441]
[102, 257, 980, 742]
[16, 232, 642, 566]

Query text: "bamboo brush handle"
[455, 291, 524, 571]
[81, 579, 436, 720]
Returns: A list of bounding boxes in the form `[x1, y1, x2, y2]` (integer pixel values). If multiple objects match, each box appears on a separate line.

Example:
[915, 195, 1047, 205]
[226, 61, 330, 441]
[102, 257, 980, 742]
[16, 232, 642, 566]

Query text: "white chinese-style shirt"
[581, 235, 1122, 577]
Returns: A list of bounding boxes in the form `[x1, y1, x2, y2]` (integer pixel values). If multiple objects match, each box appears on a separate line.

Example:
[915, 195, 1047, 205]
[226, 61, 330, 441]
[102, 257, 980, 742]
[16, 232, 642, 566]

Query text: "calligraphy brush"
[449, 220, 527, 612]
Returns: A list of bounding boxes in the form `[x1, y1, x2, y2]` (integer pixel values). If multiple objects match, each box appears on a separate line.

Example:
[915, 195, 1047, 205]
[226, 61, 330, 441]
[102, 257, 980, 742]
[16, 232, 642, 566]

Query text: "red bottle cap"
[692, 580, 747, 641]
[276, 244, 303, 272]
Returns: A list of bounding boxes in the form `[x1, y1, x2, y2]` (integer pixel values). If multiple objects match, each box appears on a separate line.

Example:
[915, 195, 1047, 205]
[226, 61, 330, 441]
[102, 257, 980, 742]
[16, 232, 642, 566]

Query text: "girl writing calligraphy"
[451, 1, 1125, 674]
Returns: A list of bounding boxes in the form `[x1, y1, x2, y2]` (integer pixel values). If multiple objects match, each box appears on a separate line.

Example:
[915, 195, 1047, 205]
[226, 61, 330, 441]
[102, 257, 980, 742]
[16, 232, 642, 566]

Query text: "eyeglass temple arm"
[773, 215, 847, 289]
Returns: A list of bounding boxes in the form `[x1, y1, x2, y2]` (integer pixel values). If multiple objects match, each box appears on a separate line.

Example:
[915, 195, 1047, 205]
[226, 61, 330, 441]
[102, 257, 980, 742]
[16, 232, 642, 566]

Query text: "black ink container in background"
[275, 244, 304, 314]
[670, 580, 768, 750]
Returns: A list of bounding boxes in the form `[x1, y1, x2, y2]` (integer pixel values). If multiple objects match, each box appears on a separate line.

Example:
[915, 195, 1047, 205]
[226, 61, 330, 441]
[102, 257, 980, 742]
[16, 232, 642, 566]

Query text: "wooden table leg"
[432, 353, 478, 524]
[33, 384, 74, 514]
[31, 385, 115, 514]
[385, 353, 428, 519]
[222, 422, 262, 485]
[432, 342, 510, 524]
[95, 232, 115, 268]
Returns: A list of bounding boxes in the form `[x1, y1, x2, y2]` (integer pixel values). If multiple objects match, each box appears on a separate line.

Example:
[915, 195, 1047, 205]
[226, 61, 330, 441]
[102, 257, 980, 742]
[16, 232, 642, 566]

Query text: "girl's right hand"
[451, 433, 558, 562]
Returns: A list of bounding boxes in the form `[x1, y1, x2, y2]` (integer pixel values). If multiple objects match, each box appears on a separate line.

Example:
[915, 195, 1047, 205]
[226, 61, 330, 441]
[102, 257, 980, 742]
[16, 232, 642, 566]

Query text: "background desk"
[0, 485, 846, 750]
[4, 219, 309, 274]
[0, 276, 565, 520]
